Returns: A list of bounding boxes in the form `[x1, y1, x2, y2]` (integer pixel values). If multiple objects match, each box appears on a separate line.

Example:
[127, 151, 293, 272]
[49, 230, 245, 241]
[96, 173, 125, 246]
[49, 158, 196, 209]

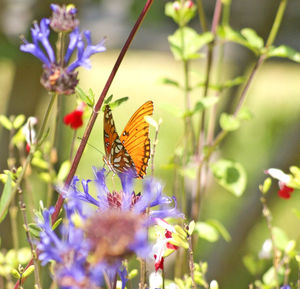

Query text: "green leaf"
[104, 94, 113, 105]
[241, 28, 264, 50]
[168, 28, 213, 61]
[75, 86, 94, 107]
[128, 269, 138, 280]
[195, 222, 219, 242]
[223, 76, 246, 89]
[57, 160, 71, 182]
[109, 97, 129, 110]
[237, 107, 254, 121]
[22, 265, 35, 278]
[0, 174, 13, 223]
[11, 269, 20, 279]
[0, 115, 12, 130]
[262, 266, 284, 287]
[158, 77, 180, 88]
[219, 113, 240, 131]
[260, 177, 272, 194]
[13, 115, 26, 129]
[211, 159, 247, 197]
[273, 227, 289, 251]
[28, 223, 42, 238]
[32, 156, 48, 170]
[52, 218, 62, 231]
[39, 172, 51, 183]
[188, 220, 195, 235]
[218, 26, 263, 55]
[243, 255, 264, 276]
[267, 45, 300, 63]
[206, 219, 231, 242]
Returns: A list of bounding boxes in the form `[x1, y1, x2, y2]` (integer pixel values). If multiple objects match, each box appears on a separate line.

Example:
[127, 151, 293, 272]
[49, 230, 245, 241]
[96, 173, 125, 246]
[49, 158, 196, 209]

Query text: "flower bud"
[50, 4, 79, 32]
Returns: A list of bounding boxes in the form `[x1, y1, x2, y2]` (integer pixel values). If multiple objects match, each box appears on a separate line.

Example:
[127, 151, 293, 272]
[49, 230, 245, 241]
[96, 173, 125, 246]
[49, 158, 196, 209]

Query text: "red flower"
[64, 102, 86, 129]
[278, 184, 294, 199]
[154, 254, 164, 271]
[165, 230, 179, 250]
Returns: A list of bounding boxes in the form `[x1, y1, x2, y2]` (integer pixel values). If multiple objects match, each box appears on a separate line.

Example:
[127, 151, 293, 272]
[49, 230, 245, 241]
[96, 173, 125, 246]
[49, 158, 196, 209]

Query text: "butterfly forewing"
[103, 105, 138, 177]
[120, 101, 153, 178]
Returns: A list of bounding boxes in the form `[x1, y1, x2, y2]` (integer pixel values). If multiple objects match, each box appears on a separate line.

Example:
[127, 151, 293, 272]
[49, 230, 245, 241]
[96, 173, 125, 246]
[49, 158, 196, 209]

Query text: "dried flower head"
[50, 4, 79, 32]
[85, 210, 148, 264]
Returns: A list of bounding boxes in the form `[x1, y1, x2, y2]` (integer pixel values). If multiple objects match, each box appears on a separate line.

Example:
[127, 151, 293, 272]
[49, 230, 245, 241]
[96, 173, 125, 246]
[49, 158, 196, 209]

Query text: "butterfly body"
[103, 101, 153, 178]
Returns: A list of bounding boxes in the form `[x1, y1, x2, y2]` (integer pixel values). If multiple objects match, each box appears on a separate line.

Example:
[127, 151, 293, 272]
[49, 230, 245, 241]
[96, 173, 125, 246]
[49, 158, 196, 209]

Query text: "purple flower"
[20, 18, 55, 67]
[20, 13, 105, 94]
[64, 167, 184, 222]
[37, 207, 103, 289]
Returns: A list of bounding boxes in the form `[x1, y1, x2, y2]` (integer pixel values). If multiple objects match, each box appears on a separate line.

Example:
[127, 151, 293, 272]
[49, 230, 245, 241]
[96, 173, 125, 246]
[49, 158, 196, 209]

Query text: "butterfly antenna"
[77, 137, 105, 156]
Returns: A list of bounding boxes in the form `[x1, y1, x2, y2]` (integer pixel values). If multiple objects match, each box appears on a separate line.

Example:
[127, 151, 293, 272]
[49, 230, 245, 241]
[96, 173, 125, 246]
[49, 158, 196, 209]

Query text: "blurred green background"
[0, 0, 300, 288]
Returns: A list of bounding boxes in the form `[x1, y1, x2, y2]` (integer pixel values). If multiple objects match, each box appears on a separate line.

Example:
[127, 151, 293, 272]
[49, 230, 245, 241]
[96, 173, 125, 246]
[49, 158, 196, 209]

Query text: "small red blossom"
[26, 144, 31, 153]
[173, 1, 180, 10]
[278, 184, 294, 199]
[154, 254, 164, 271]
[185, 0, 194, 8]
[64, 102, 86, 129]
[165, 230, 179, 250]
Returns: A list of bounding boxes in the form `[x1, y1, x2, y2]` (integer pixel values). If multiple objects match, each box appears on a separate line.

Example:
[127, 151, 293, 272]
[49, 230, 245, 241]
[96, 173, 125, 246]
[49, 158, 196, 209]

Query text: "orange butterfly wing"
[120, 101, 154, 178]
[103, 105, 137, 177]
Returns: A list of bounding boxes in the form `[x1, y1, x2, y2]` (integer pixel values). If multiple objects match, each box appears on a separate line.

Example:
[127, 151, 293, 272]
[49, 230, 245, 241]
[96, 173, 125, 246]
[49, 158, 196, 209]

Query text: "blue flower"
[64, 167, 184, 222]
[20, 15, 105, 94]
[20, 18, 55, 67]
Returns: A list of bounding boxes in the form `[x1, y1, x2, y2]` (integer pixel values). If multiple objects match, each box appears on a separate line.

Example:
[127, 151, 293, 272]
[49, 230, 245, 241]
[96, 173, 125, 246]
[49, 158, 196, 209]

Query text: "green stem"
[265, 0, 287, 48]
[261, 197, 279, 289]
[196, 0, 208, 32]
[188, 235, 196, 289]
[69, 129, 77, 162]
[19, 190, 42, 289]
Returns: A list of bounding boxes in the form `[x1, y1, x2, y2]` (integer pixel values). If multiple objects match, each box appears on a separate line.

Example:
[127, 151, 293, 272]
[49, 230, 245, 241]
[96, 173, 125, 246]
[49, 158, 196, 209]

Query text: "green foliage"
[195, 220, 230, 243]
[211, 159, 247, 197]
[0, 115, 13, 130]
[0, 247, 31, 278]
[76, 86, 95, 107]
[0, 174, 12, 223]
[259, 177, 272, 194]
[218, 26, 264, 55]
[267, 45, 300, 63]
[219, 113, 240, 131]
[168, 28, 213, 61]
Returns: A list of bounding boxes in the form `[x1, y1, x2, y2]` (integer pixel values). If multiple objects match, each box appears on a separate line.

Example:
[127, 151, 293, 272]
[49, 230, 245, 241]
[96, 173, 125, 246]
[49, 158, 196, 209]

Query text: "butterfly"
[103, 101, 154, 178]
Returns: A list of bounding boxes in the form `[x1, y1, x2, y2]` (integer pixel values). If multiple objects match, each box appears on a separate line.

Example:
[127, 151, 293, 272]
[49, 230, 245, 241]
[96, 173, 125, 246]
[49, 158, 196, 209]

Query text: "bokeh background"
[1, 0, 300, 288]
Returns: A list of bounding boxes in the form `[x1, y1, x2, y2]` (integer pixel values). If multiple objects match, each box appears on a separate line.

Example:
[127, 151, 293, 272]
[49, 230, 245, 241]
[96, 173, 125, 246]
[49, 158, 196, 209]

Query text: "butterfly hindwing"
[103, 105, 137, 177]
[120, 101, 153, 178]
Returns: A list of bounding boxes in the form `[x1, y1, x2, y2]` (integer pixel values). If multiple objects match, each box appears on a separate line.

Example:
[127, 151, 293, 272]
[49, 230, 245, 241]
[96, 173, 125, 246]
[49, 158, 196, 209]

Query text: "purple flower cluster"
[37, 168, 183, 289]
[20, 4, 105, 95]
